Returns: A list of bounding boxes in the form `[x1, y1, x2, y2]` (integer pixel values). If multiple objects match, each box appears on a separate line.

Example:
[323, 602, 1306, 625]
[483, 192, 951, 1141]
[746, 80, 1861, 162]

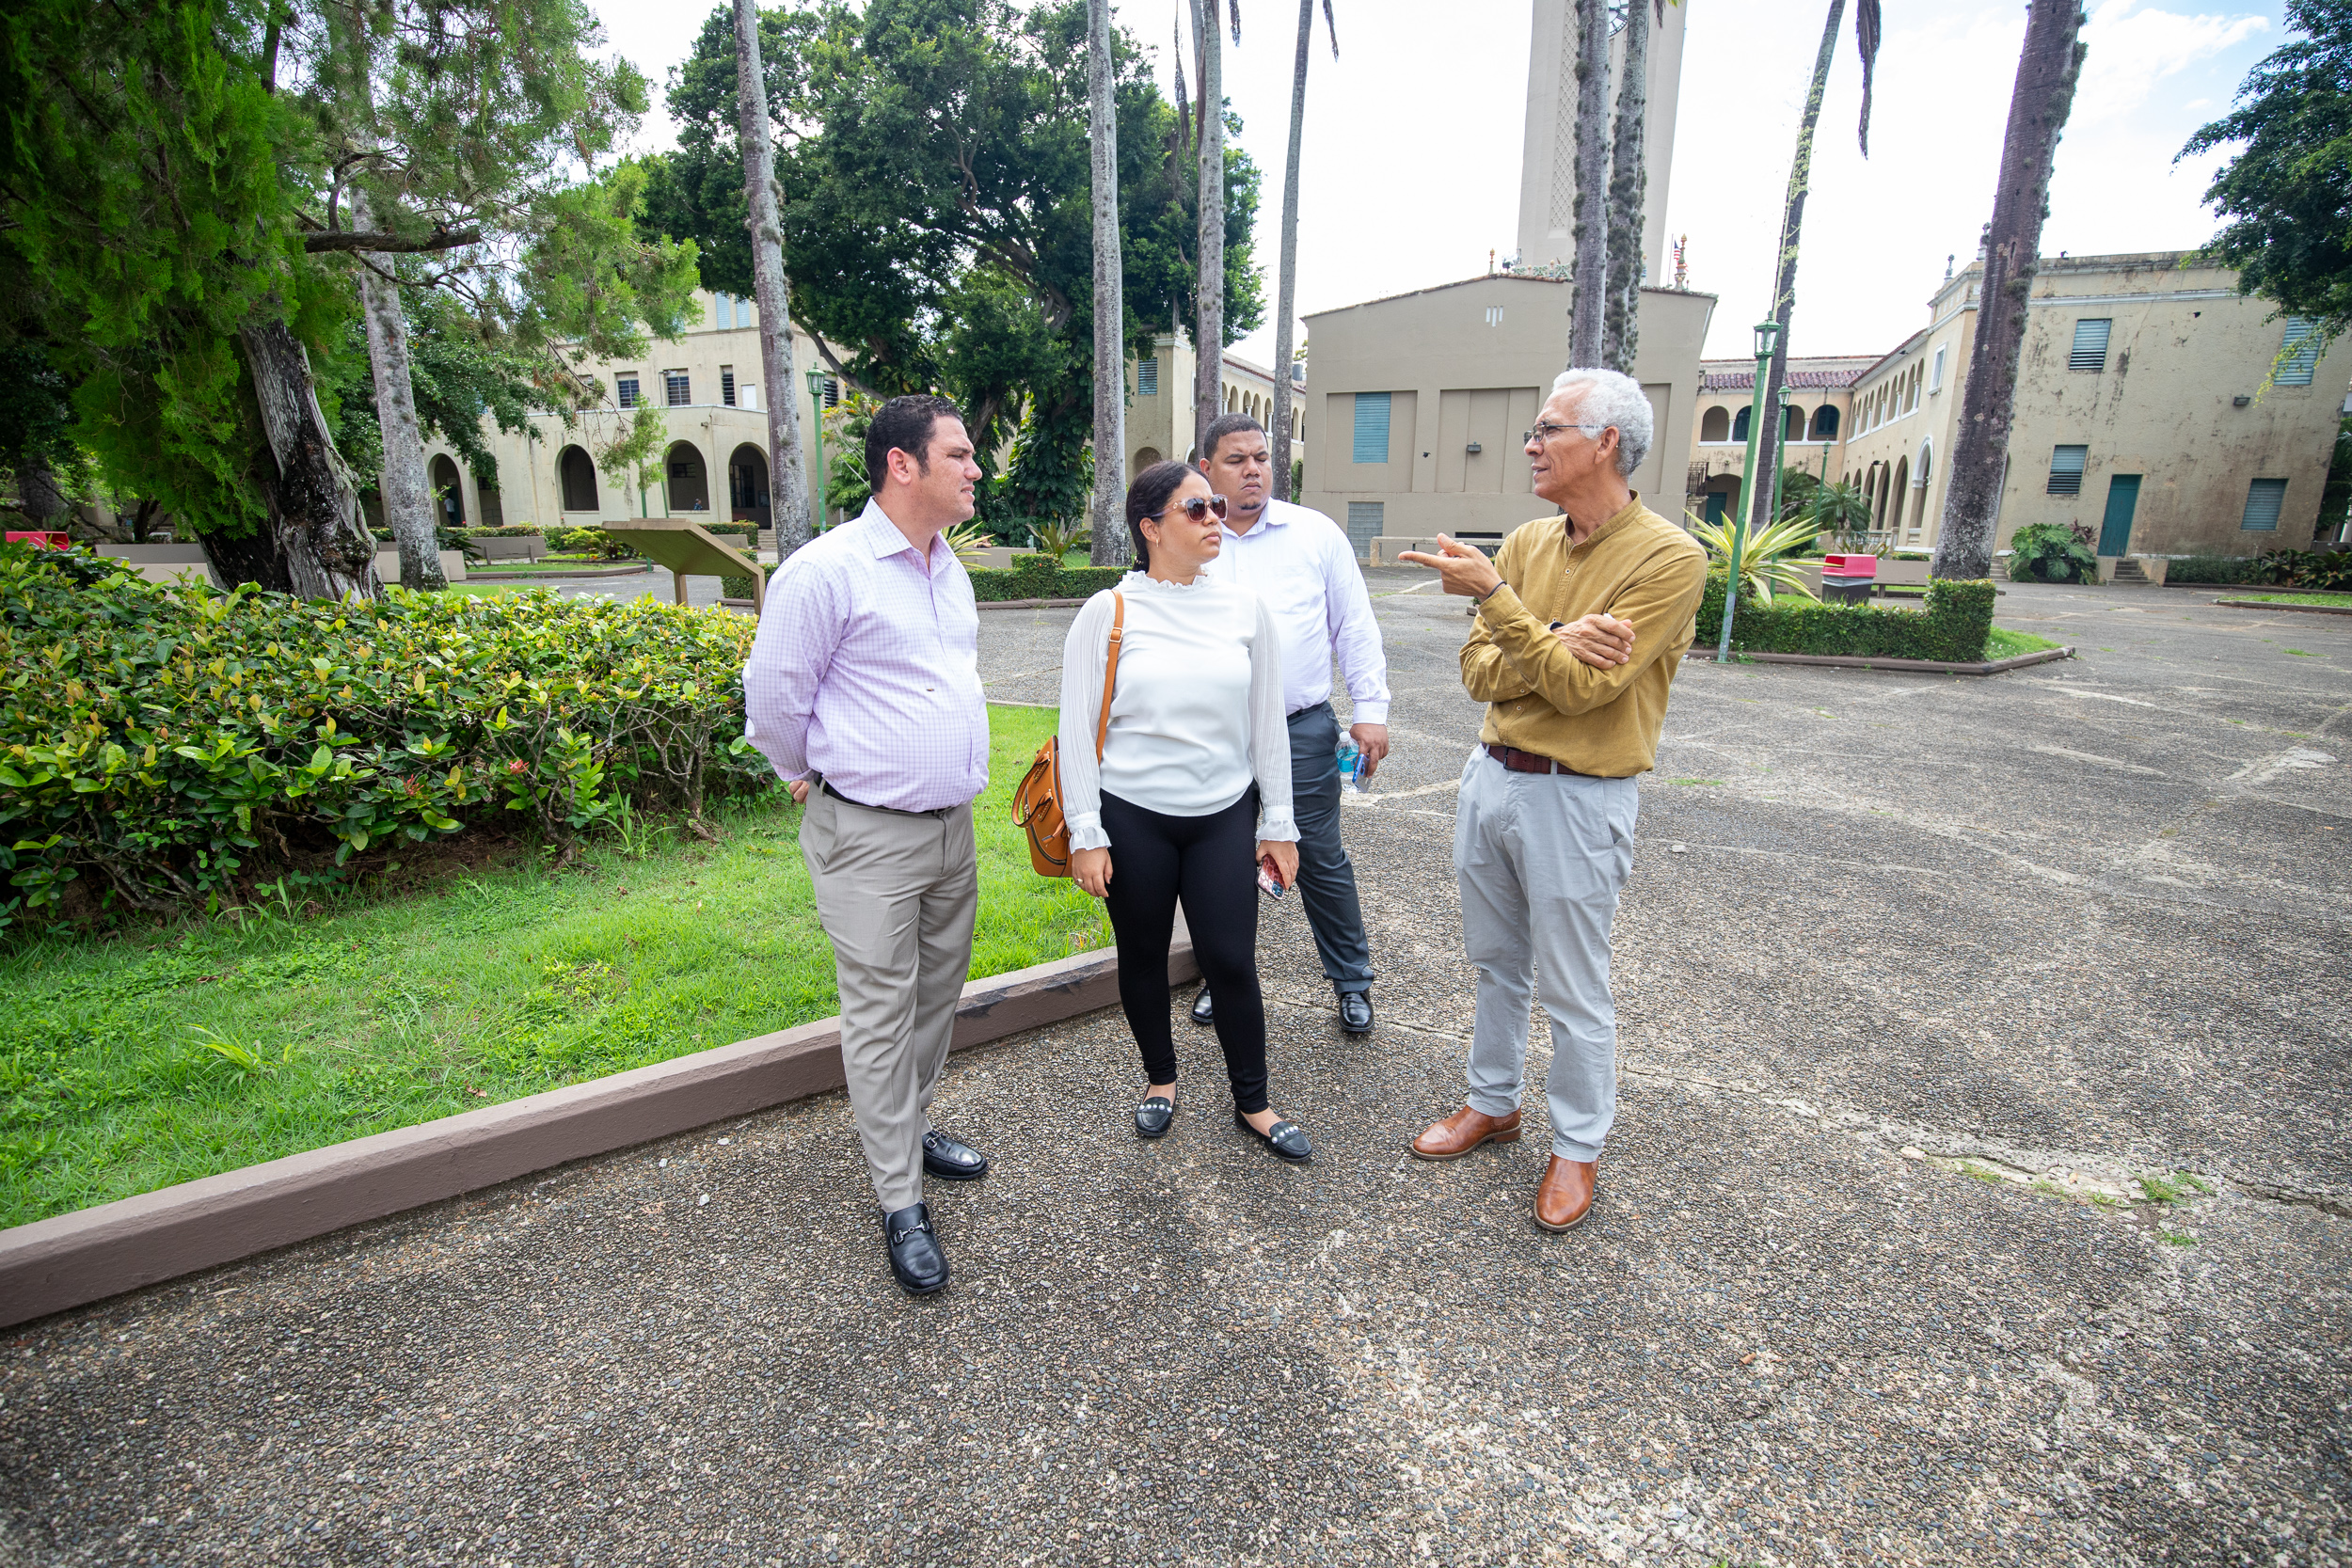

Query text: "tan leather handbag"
[1012, 592, 1123, 877]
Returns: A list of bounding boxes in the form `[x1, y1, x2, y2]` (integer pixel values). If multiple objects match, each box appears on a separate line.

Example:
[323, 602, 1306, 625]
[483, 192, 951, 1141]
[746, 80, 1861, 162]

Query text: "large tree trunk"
[1270, 0, 1313, 502]
[1565, 0, 1611, 367]
[735, 0, 812, 552]
[351, 191, 446, 591]
[236, 311, 381, 598]
[1087, 0, 1131, 565]
[1191, 0, 1225, 451]
[12, 456, 68, 527]
[1599, 0, 1650, 375]
[1748, 0, 1845, 531]
[1932, 3, 2087, 581]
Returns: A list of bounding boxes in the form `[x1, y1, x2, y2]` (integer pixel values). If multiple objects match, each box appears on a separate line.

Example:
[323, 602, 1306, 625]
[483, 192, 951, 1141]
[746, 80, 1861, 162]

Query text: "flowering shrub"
[0, 543, 765, 928]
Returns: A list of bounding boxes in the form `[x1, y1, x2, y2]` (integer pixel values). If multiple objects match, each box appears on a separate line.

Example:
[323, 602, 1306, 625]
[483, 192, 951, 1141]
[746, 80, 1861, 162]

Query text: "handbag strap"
[1092, 591, 1124, 762]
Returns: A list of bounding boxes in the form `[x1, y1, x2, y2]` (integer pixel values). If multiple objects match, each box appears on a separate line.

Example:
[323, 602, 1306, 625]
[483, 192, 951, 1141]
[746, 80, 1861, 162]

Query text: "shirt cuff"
[1254, 805, 1300, 843]
[1068, 812, 1109, 852]
[1477, 582, 1527, 625]
[1347, 700, 1391, 726]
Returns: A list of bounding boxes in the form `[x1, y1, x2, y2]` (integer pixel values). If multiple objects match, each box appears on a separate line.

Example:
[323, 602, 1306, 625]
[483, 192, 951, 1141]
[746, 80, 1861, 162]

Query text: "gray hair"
[1549, 368, 1651, 477]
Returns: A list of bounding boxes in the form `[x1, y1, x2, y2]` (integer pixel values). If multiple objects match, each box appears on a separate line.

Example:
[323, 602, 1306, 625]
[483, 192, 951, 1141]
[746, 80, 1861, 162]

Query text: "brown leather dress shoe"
[1409, 1104, 1521, 1161]
[1534, 1155, 1597, 1232]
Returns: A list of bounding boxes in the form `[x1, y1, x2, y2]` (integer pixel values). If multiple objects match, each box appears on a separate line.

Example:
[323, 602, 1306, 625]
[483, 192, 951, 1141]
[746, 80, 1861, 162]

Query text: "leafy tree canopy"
[2182, 0, 2352, 343]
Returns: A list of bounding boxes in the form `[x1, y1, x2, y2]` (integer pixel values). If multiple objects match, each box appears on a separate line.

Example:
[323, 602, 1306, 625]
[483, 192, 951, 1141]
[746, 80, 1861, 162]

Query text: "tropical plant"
[1271, 0, 1338, 498]
[1780, 472, 1872, 532]
[1685, 511, 1821, 603]
[2181, 0, 2352, 356]
[2005, 520, 2098, 583]
[1747, 0, 1883, 530]
[1026, 518, 1093, 558]
[821, 394, 880, 518]
[942, 521, 997, 567]
[2252, 546, 2352, 591]
[1932, 1, 2089, 580]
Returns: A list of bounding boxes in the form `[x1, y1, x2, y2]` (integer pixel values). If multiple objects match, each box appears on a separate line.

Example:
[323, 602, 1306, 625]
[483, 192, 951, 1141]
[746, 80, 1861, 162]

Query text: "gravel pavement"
[3, 575, 2345, 1567]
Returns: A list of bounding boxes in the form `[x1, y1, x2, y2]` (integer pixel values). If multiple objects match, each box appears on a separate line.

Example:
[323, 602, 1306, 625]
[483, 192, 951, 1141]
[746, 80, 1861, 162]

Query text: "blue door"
[2098, 474, 2141, 555]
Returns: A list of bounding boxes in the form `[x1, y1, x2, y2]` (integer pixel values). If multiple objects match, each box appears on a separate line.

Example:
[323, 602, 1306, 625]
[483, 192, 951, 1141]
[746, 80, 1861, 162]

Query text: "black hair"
[1199, 413, 1267, 465]
[864, 394, 965, 492]
[1124, 460, 1200, 569]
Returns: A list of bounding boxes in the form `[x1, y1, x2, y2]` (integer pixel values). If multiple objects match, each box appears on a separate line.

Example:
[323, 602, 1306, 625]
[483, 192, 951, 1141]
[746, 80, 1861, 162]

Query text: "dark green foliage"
[967, 556, 1125, 601]
[2007, 520, 2101, 583]
[2250, 546, 2352, 590]
[323, 297, 544, 486]
[1696, 573, 1998, 662]
[0, 542, 765, 929]
[2182, 0, 2352, 346]
[2320, 415, 2352, 539]
[2165, 554, 2268, 585]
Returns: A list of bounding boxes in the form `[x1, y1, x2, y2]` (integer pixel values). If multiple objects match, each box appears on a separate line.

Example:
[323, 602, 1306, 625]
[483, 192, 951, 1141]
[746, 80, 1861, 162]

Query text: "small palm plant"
[1685, 510, 1821, 603]
[1026, 518, 1092, 559]
[942, 521, 995, 567]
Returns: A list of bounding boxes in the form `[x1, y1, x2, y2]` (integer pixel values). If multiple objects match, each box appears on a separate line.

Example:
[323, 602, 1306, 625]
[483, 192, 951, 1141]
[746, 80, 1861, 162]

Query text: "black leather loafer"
[1338, 991, 1375, 1034]
[882, 1202, 949, 1295]
[922, 1129, 990, 1181]
[1233, 1109, 1312, 1163]
[1189, 988, 1216, 1026]
[1134, 1096, 1176, 1139]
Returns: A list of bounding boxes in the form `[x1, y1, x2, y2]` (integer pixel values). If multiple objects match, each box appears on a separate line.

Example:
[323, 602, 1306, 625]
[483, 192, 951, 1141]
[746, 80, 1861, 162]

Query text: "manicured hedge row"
[967, 552, 1126, 603]
[0, 544, 765, 929]
[1695, 573, 1997, 662]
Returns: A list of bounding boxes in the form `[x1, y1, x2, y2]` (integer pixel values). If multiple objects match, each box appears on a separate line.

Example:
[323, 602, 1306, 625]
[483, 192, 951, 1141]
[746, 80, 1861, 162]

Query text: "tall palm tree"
[1932, 4, 2088, 580]
[1269, 0, 1336, 501]
[1190, 0, 1237, 451]
[1746, 0, 1881, 532]
[735, 0, 812, 551]
[1566, 0, 1611, 367]
[1599, 1, 1659, 374]
[1087, 0, 1129, 564]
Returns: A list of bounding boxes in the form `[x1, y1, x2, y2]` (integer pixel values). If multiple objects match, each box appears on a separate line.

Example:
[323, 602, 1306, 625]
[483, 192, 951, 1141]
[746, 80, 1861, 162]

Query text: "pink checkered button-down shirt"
[742, 500, 989, 813]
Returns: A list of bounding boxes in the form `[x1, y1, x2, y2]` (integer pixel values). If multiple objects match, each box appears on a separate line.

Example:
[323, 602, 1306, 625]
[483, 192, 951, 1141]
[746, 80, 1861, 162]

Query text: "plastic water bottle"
[1336, 736, 1362, 793]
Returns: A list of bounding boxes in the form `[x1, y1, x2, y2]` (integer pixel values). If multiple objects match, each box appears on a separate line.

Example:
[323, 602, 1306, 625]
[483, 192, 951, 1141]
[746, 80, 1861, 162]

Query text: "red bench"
[5, 531, 71, 550]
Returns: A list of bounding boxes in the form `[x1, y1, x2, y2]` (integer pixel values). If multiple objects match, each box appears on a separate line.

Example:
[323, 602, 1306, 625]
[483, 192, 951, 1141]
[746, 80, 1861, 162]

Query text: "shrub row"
[0, 544, 767, 930]
[967, 552, 1126, 603]
[1695, 574, 1998, 662]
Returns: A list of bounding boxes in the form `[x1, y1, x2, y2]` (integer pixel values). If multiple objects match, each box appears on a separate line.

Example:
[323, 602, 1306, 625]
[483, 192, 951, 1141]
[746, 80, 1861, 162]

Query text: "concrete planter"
[372, 548, 469, 584]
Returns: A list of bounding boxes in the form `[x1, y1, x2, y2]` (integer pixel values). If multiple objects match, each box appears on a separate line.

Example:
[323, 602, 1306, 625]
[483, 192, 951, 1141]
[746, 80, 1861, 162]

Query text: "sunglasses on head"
[1149, 495, 1229, 524]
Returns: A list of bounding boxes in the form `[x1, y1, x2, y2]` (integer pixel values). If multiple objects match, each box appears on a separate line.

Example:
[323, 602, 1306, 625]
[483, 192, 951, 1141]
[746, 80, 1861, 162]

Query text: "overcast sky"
[594, 0, 2285, 369]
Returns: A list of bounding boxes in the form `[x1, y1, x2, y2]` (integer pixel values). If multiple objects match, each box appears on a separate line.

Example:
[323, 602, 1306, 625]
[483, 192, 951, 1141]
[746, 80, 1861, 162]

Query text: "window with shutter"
[1136, 357, 1158, 396]
[2277, 320, 2321, 387]
[1345, 501, 1384, 551]
[2241, 478, 2287, 531]
[721, 367, 736, 406]
[2046, 445, 2088, 495]
[2069, 319, 2112, 372]
[1928, 345, 1947, 393]
[665, 371, 691, 406]
[615, 374, 639, 409]
[1352, 393, 1392, 464]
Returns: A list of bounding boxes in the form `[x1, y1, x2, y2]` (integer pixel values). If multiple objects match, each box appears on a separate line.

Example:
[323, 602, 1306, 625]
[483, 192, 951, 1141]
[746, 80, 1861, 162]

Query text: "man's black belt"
[1484, 742, 1597, 778]
[821, 781, 955, 818]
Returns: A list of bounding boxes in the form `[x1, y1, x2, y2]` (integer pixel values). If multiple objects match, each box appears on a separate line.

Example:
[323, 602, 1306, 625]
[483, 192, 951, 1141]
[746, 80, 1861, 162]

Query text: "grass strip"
[0, 705, 1104, 1227]
[2223, 592, 2352, 609]
[1983, 626, 2063, 658]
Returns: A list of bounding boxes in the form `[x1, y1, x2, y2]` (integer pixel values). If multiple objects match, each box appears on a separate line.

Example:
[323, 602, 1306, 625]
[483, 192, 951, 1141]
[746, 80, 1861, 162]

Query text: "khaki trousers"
[800, 781, 979, 1212]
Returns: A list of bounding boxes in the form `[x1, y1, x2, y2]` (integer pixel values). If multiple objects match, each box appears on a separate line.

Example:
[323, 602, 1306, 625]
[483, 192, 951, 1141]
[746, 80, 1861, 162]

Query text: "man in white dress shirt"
[1194, 413, 1392, 1035]
[742, 394, 994, 1297]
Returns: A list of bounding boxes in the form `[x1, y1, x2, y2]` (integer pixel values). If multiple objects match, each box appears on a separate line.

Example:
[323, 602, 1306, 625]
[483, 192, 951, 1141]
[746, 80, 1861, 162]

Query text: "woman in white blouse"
[1058, 461, 1309, 1162]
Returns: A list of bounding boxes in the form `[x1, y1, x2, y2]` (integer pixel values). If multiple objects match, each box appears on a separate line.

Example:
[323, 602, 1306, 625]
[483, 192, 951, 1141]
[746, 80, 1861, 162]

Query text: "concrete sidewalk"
[2, 578, 2344, 1566]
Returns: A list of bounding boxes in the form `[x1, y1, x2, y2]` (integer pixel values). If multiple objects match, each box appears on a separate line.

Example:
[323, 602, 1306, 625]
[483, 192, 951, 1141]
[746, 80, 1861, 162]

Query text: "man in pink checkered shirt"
[743, 395, 993, 1297]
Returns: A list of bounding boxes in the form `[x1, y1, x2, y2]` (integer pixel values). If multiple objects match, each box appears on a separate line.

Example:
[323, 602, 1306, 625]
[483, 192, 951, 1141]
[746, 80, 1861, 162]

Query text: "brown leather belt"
[1484, 742, 1589, 777]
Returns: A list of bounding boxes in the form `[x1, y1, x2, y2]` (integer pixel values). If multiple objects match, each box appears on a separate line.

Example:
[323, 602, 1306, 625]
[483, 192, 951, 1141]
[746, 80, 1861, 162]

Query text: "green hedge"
[462, 526, 547, 539]
[967, 552, 1126, 603]
[1695, 573, 1997, 662]
[0, 544, 767, 930]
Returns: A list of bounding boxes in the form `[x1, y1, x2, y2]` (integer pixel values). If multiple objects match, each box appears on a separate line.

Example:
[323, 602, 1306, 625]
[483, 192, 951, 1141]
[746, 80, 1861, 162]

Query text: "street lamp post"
[1719, 319, 1780, 661]
[1765, 384, 1792, 530]
[804, 367, 828, 533]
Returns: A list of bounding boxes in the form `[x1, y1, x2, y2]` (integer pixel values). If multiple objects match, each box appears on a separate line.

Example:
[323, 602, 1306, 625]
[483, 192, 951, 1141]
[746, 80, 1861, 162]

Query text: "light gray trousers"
[1453, 748, 1638, 1162]
[800, 781, 979, 1212]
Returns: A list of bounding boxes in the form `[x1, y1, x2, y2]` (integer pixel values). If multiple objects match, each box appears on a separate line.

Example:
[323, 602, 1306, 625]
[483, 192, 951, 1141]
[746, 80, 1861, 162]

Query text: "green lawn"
[0, 705, 1104, 1227]
[2222, 592, 2352, 609]
[1984, 626, 2064, 658]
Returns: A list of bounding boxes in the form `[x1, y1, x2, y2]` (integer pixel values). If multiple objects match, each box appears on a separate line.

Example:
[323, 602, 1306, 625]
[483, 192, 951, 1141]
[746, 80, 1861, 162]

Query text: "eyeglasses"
[1523, 421, 1610, 444]
[1148, 495, 1230, 524]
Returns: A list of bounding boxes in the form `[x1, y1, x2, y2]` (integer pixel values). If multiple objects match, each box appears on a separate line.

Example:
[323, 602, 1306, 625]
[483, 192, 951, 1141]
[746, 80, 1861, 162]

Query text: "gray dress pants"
[800, 781, 979, 1212]
[1452, 747, 1638, 1162]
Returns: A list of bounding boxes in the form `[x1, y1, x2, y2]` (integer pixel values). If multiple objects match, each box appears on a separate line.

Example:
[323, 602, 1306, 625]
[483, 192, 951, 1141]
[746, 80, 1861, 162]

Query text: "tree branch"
[304, 226, 483, 254]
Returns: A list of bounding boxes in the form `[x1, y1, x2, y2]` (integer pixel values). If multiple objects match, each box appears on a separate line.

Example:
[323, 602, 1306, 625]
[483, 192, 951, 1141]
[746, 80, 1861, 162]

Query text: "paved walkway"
[4, 578, 2345, 1566]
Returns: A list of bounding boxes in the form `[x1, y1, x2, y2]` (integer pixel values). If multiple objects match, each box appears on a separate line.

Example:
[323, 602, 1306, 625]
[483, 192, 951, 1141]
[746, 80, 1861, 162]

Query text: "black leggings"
[1100, 788, 1270, 1115]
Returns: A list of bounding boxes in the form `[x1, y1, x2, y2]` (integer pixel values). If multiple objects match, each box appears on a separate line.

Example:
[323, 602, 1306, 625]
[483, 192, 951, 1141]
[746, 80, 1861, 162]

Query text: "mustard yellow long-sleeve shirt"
[1460, 494, 1708, 778]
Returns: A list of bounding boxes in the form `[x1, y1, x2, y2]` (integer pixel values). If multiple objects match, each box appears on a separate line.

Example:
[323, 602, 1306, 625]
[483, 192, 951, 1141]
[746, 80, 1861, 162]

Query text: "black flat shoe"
[1189, 988, 1216, 1026]
[1338, 991, 1374, 1034]
[1233, 1109, 1312, 1163]
[882, 1202, 949, 1295]
[922, 1129, 990, 1181]
[1134, 1096, 1176, 1139]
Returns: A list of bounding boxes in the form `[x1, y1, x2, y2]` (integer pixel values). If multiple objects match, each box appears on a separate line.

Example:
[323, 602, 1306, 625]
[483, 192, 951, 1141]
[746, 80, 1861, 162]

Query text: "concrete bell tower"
[1515, 0, 1687, 282]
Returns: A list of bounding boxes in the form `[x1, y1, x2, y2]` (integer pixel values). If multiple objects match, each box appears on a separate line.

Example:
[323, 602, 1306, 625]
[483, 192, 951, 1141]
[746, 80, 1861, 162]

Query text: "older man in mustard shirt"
[1400, 367, 1708, 1234]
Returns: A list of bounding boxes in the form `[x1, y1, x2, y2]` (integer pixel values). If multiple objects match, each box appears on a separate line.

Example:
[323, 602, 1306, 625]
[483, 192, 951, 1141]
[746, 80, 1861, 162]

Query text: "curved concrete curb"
[1685, 646, 2074, 675]
[0, 933, 1193, 1330]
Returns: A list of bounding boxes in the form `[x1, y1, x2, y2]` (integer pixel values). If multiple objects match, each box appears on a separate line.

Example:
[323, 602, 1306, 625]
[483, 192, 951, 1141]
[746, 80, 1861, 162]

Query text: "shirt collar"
[856, 499, 956, 573]
[1222, 497, 1290, 538]
[1566, 492, 1646, 555]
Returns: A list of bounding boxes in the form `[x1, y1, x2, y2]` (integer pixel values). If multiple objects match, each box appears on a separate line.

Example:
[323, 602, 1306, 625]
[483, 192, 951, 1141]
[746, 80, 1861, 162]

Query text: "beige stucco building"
[1118, 333, 1301, 476]
[1299, 276, 1714, 554]
[1687, 252, 2352, 562]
